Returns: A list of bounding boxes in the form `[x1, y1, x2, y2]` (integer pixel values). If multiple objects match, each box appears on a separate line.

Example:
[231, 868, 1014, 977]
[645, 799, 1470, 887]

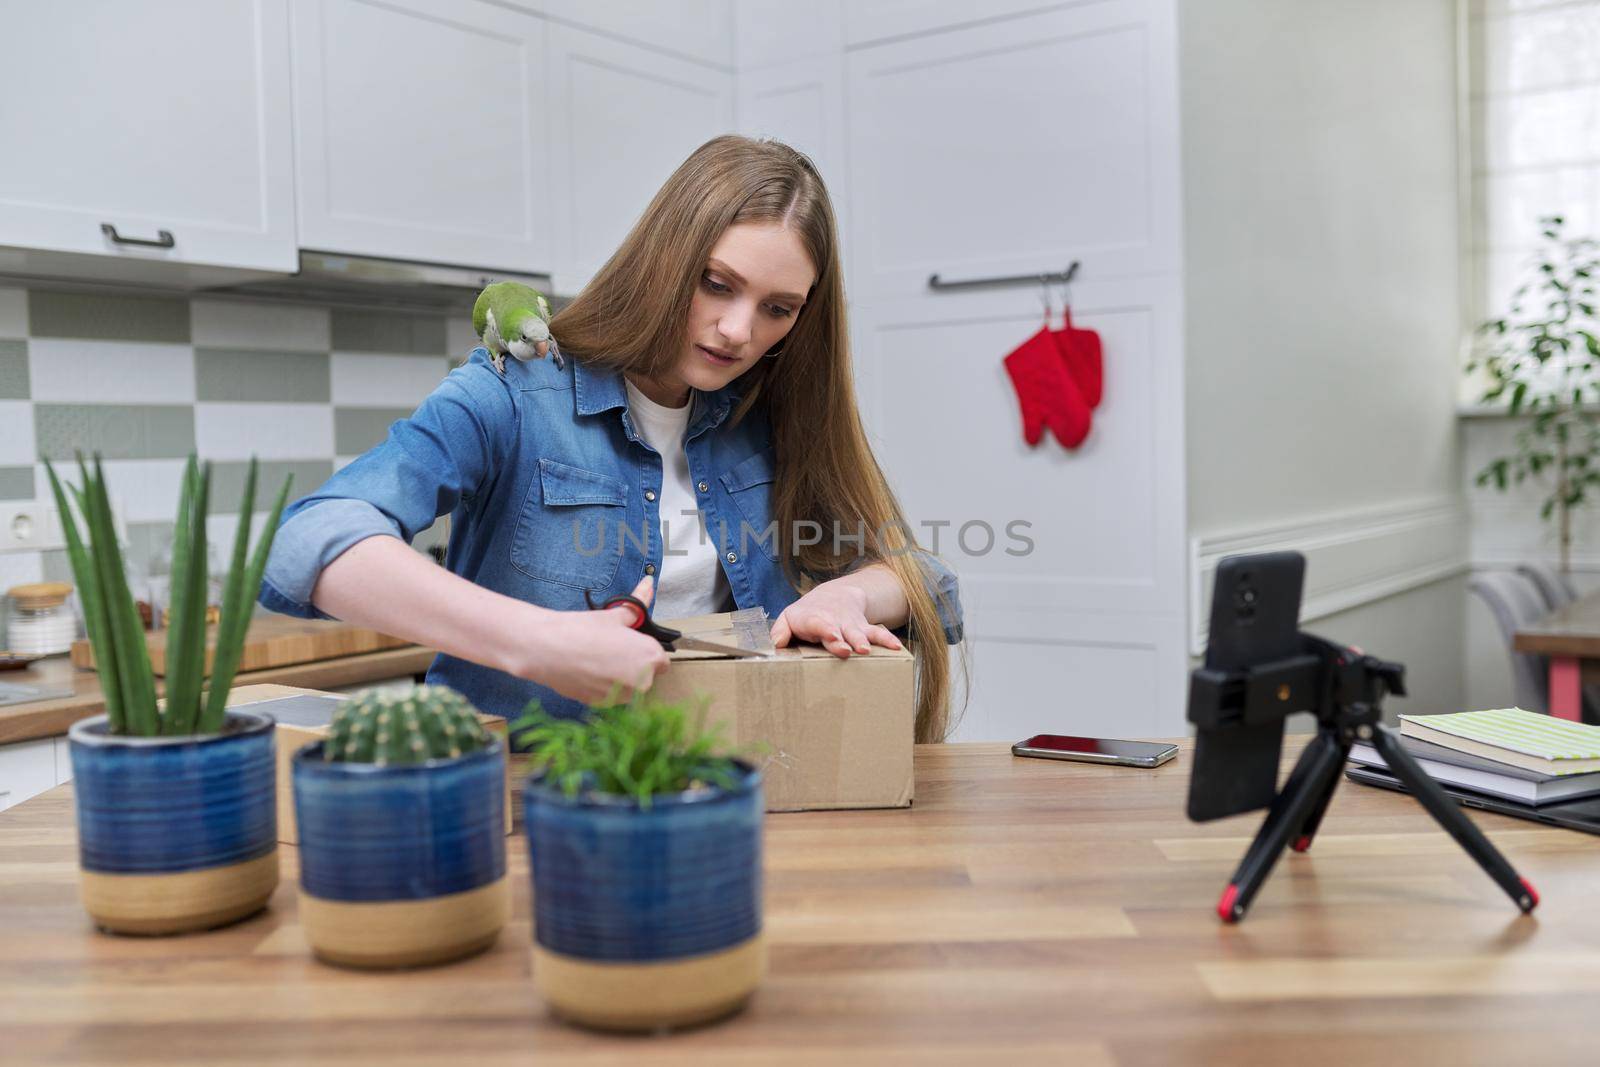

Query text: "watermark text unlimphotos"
[571, 515, 1034, 559]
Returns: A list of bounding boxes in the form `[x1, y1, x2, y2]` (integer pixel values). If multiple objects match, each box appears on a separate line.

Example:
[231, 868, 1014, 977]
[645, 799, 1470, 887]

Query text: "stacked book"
[1348, 708, 1600, 806]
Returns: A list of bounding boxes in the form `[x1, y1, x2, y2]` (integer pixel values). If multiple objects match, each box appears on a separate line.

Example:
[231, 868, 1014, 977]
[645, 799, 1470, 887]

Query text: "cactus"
[325, 685, 492, 765]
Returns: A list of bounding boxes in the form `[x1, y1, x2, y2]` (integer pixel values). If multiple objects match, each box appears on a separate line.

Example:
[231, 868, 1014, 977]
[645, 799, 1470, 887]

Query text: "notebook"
[1346, 763, 1600, 839]
[1398, 708, 1600, 776]
[1348, 737, 1600, 806]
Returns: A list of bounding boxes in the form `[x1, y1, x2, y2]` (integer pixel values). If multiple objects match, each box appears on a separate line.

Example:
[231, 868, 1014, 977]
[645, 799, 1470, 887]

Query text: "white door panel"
[846, 0, 1179, 302]
[839, 0, 1186, 740]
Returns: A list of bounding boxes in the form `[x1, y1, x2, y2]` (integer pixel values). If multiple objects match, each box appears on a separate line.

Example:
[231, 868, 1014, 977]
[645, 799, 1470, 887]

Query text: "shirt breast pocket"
[513, 458, 630, 589]
[720, 447, 780, 563]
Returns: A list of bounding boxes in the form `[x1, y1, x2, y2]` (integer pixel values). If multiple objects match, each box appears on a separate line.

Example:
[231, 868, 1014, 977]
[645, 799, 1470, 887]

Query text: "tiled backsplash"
[0, 285, 477, 599]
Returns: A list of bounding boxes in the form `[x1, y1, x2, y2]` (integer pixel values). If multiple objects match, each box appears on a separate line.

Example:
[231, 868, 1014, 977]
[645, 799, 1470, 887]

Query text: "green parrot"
[472, 281, 562, 374]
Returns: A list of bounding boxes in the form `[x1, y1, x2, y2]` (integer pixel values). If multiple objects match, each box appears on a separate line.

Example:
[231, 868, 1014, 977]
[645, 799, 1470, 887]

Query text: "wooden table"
[5, 740, 1600, 1064]
[1512, 589, 1600, 721]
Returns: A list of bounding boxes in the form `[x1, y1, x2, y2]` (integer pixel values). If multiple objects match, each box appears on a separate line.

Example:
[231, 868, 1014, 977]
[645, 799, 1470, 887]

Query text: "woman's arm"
[823, 563, 910, 629]
[260, 355, 670, 704]
[312, 535, 549, 673]
[312, 535, 670, 706]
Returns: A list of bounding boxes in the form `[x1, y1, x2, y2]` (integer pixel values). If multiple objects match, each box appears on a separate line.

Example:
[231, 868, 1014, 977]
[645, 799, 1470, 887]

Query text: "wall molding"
[1189, 496, 1469, 655]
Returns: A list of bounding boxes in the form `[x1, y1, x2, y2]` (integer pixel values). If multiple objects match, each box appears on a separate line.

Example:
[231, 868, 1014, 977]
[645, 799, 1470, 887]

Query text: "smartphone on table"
[1012, 734, 1179, 768]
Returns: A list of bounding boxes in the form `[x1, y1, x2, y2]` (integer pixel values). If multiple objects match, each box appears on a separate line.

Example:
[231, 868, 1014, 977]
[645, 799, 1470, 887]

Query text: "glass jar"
[148, 534, 222, 629]
[5, 582, 78, 656]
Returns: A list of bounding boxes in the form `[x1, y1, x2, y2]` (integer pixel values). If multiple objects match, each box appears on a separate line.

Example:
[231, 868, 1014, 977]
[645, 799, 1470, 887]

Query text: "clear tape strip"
[728, 607, 775, 653]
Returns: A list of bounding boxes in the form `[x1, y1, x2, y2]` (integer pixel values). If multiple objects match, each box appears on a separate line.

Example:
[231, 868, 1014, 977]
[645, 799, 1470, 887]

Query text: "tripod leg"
[1219, 731, 1346, 923]
[1369, 725, 1538, 913]
[1288, 735, 1351, 853]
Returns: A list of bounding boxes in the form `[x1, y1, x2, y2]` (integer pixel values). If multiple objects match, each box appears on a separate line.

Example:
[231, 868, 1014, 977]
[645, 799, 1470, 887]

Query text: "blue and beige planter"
[523, 762, 765, 1031]
[68, 711, 279, 935]
[292, 740, 509, 969]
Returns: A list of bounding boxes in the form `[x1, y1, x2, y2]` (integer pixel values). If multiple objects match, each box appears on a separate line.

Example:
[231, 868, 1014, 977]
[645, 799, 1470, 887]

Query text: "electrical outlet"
[0, 501, 66, 554]
[0, 495, 129, 555]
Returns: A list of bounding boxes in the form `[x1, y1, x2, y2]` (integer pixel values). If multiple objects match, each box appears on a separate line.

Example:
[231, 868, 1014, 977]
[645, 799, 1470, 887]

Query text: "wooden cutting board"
[70, 617, 415, 676]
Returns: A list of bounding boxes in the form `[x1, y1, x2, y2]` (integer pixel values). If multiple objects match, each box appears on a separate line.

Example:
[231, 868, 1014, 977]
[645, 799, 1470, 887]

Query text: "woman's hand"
[770, 578, 906, 659]
[508, 575, 671, 705]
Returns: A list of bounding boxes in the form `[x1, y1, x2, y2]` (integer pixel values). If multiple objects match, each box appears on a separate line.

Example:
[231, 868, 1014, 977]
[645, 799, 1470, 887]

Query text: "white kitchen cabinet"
[0, 737, 59, 814]
[291, 0, 552, 272]
[735, 53, 849, 240]
[843, 0, 1079, 48]
[541, 0, 733, 69]
[544, 24, 735, 295]
[54, 737, 73, 785]
[0, 0, 297, 276]
[734, 0, 841, 69]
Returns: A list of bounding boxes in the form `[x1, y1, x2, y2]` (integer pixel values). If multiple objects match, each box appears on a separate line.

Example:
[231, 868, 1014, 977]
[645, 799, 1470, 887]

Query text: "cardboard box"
[224, 684, 513, 845]
[647, 612, 915, 812]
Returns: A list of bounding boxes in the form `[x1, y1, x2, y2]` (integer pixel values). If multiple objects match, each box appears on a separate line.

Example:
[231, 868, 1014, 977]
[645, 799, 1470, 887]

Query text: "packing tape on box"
[734, 651, 844, 807]
[727, 607, 776, 654]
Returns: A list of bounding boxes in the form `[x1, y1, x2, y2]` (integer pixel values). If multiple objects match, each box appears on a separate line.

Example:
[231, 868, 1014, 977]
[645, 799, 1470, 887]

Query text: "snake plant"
[45, 453, 292, 737]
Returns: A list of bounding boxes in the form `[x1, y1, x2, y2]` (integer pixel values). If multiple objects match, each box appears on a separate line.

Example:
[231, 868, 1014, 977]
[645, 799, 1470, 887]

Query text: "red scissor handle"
[583, 589, 680, 647]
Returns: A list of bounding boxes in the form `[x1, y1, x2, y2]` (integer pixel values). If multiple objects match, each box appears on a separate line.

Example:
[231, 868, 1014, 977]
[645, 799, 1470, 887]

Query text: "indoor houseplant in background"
[292, 685, 509, 968]
[517, 692, 765, 1032]
[55, 453, 292, 934]
[1468, 215, 1600, 573]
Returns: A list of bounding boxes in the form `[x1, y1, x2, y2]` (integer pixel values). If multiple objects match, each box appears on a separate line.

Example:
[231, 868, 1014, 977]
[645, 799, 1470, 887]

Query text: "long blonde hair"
[552, 135, 966, 742]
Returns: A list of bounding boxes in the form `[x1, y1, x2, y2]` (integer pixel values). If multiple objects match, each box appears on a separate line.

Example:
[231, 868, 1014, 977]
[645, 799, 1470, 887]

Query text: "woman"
[261, 135, 964, 742]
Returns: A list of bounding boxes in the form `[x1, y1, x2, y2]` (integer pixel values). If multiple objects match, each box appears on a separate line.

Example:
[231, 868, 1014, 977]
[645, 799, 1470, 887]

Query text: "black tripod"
[1198, 635, 1539, 923]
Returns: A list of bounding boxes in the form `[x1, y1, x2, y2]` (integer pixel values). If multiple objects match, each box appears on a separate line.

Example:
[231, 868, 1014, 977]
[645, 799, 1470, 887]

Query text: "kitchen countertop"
[4, 738, 1600, 1064]
[0, 640, 436, 746]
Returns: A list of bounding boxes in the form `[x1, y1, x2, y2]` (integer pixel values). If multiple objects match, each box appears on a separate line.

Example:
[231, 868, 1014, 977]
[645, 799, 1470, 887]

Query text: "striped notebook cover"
[1399, 708, 1600, 776]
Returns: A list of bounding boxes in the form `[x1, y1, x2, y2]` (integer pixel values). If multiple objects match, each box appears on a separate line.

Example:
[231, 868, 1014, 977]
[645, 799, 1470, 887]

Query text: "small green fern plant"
[511, 690, 754, 809]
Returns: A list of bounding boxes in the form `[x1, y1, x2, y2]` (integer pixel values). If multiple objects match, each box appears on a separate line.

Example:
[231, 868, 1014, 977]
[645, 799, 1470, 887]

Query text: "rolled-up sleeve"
[258, 358, 516, 619]
[914, 550, 964, 645]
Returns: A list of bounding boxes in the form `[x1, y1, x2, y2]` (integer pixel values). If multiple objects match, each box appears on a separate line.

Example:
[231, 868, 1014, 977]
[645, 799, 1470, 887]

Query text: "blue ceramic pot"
[523, 761, 765, 1031]
[291, 740, 509, 968]
[68, 710, 278, 935]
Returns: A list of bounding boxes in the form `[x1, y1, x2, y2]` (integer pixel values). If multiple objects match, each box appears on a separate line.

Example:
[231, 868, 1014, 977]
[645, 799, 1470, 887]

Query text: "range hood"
[205, 250, 560, 313]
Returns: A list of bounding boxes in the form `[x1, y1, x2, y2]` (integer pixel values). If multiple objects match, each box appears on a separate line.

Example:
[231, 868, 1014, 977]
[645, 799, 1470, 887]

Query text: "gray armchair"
[1515, 562, 1578, 613]
[1470, 569, 1599, 724]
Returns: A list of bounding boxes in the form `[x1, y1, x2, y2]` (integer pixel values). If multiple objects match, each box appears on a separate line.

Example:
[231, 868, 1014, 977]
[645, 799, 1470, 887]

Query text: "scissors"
[584, 589, 767, 658]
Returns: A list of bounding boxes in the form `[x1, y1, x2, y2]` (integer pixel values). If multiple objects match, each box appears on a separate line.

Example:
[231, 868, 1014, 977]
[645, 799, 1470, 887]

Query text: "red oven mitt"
[1052, 308, 1103, 409]
[1003, 326, 1091, 448]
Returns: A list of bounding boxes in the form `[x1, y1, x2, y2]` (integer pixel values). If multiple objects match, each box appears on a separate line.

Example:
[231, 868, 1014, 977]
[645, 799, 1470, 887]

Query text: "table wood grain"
[4, 739, 1600, 1064]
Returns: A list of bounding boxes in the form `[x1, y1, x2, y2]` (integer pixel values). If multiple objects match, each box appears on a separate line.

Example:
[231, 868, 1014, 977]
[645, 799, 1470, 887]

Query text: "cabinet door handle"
[100, 223, 175, 249]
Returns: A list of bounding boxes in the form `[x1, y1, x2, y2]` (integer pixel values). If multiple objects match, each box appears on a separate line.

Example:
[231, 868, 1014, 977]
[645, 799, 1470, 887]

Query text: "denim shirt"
[260, 347, 963, 721]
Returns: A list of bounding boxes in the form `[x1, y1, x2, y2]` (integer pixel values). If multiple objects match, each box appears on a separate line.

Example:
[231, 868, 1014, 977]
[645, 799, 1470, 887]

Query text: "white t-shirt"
[623, 379, 730, 620]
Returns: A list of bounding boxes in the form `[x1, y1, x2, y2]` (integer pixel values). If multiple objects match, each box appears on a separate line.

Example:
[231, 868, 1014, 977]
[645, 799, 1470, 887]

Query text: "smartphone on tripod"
[1187, 551, 1305, 822]
[1185, 550, 1537, 923]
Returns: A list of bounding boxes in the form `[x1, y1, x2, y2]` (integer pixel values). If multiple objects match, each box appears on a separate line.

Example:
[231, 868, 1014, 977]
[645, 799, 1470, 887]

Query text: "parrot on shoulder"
[472, 281, 562, 374]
